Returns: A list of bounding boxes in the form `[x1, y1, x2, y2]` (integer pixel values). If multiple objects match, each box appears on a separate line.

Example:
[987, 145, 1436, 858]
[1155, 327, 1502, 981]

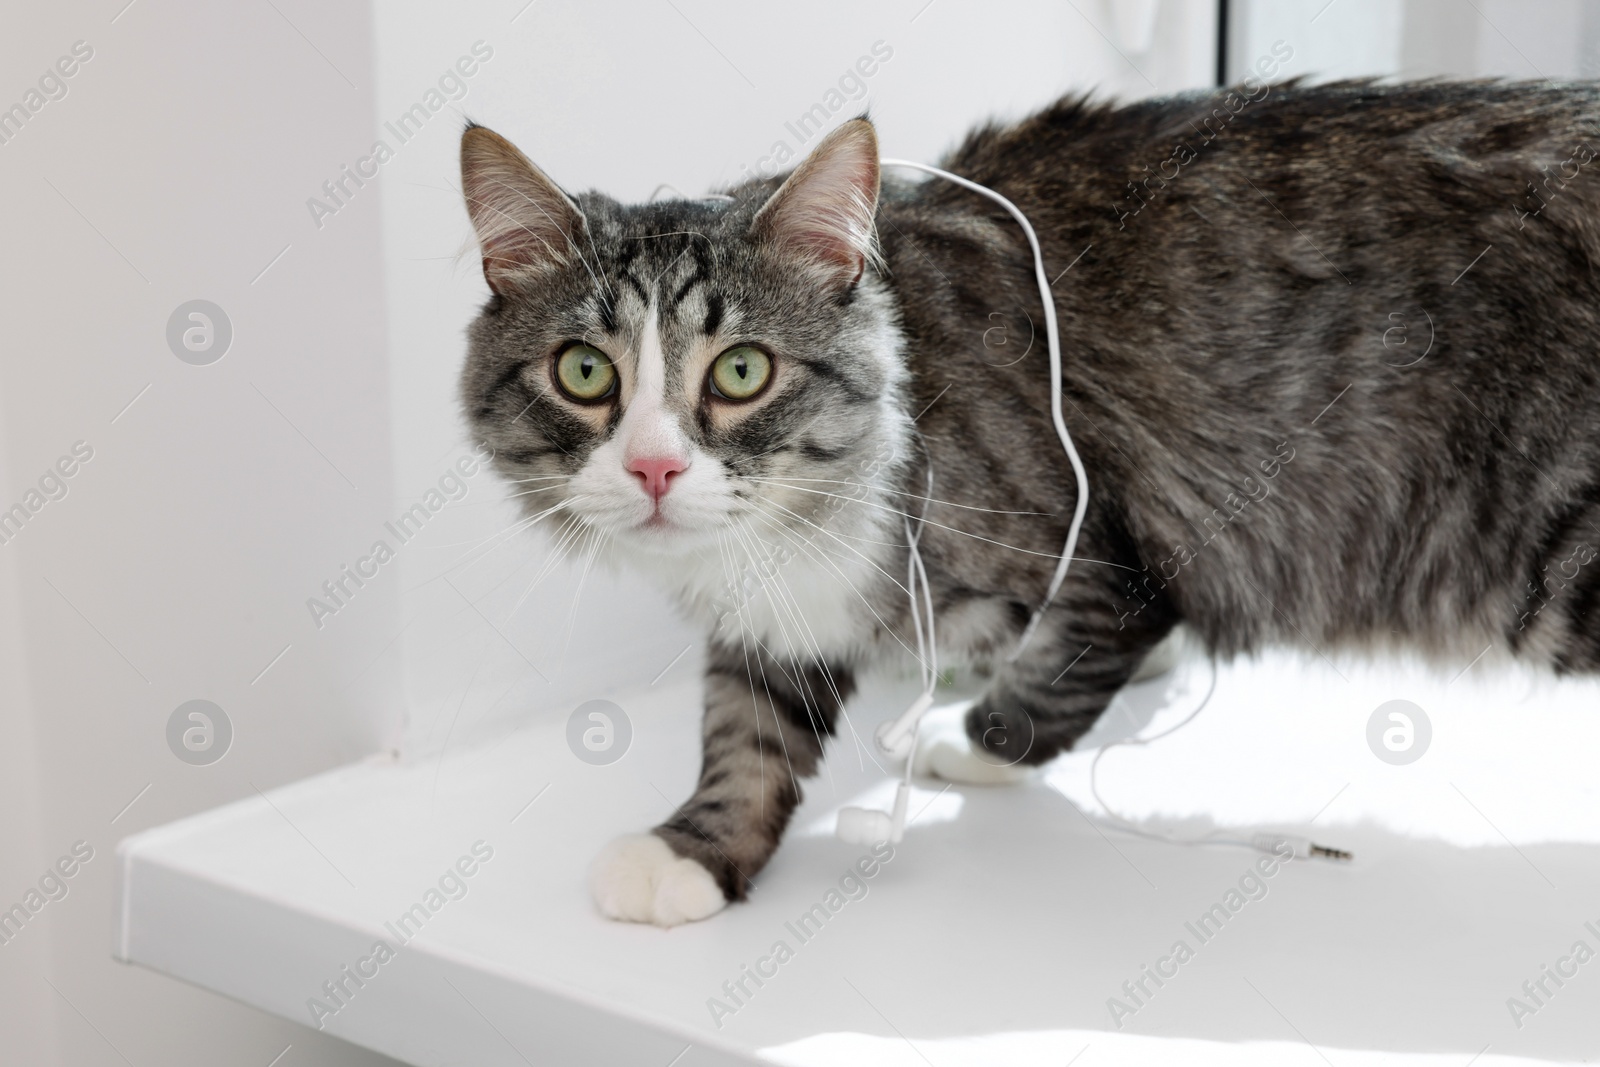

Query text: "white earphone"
[835, 157, 1086, 846]
[835, 779, 912, 845]
[830, 160, 1352, 865]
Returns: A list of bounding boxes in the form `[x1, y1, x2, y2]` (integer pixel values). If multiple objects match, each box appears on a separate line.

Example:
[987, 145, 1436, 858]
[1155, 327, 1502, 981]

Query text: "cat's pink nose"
[626, 455, 688, 501]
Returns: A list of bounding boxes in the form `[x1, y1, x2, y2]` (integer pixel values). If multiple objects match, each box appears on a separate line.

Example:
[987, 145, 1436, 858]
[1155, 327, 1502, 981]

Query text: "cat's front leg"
[589, 646, 853, 926]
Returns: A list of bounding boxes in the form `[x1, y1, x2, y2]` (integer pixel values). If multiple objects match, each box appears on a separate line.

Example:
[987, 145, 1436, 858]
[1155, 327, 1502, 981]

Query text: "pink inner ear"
[468, 168, 571, 275]
[461, 130, 585, 288]
[756, 122, 880, 283]
[784, 177, 873, 269]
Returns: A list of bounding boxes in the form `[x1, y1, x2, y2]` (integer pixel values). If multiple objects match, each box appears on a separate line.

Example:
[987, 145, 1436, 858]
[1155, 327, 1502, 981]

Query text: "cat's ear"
[751, 118, 880, 289]
[460, 124, 586, 294]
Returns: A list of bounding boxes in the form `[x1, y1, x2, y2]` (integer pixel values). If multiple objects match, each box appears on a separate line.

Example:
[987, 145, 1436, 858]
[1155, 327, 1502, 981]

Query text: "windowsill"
[115, 655, 1600, 1066]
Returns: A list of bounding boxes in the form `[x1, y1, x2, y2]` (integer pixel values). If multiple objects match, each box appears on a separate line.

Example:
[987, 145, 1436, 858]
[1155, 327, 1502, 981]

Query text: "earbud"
[839, 683, 934, 845]
[874, 690, 934, 761]
[835, 804, 896, 845]
[836, 781, 911, 845]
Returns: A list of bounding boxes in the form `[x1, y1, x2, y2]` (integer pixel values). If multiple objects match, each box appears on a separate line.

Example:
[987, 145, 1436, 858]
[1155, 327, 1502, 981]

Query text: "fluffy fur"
[460, 79, 1600, 925]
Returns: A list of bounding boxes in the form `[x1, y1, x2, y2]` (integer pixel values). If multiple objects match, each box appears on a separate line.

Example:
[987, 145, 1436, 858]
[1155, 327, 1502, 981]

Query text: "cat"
[458, 78, 1600, 926]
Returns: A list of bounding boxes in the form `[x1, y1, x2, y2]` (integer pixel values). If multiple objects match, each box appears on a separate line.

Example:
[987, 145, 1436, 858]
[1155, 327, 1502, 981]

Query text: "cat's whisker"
[710, 531, 763, 788]
[489, 514, 585, 623]
[748, 518, 907, 554]
[739, 537, 891, 785]
[719, 535, 810, 803]
[746, 503, 931, 676]
[748, 496, 912, 598]
[755, 475, 1052, 516]
[746, 504, 914, 650]
[503, 474, 572, 485]
[556, 523, 597, 656]
[384, 504, 574, 609]
[750, 479, 1138, 570]
[501, 484, 571, 501]
[725, 521, 842, 793]
[578, 212, 616, 320]
[730, 516, 887, 779]
[715, 530, 802, 808]
[727, 519, 839, 712]
[506, 511, 594, 619]
[743, 513, 919, 672]
[561, 523, 611, 657]
[451, 494, 561, 508]
[421, 516, 541, 552]
[751, 476, 988, 522]
[740, 494, 910, 552]
[425, 498, 578, 578]
[750, 477, 1009, 532]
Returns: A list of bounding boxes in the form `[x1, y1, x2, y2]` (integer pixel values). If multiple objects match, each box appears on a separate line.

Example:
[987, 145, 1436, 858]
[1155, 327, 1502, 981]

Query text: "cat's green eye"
[554, 344, 617, 402]
[709, 345, 772, 401]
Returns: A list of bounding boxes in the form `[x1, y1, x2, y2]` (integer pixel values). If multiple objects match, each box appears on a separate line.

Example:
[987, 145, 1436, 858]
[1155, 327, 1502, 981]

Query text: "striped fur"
[462, 81, 1600, 917]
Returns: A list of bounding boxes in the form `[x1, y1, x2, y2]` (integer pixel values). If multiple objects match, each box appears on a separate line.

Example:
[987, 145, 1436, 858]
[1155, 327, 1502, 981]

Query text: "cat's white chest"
[721, 545, 884, 659]
[637, 528, 890, 662]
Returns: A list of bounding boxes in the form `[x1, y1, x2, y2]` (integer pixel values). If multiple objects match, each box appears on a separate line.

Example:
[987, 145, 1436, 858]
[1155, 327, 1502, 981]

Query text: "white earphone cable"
[1080, 655, 1350, 861]
[1085, 657, 1240, 847]
[878, 158, 1090, 664]
[838, 158, 1089, 846]
[843, 160, 1349, 862]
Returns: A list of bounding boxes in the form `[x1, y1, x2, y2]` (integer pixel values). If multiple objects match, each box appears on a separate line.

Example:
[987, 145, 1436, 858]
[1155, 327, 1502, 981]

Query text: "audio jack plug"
[1250, 833, 1354, 862]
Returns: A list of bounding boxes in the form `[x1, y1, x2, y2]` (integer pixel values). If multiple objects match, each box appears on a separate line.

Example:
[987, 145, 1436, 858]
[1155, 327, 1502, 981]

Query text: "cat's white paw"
[589, 833, 726, 927]
[912, 703, 1038, 786]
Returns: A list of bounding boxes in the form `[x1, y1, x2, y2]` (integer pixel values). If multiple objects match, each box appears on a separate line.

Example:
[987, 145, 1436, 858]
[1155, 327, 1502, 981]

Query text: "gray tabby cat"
[458, 79, 1600, 926]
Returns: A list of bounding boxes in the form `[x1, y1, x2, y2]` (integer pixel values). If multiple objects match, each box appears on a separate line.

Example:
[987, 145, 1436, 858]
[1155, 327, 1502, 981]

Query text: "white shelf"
[115, 658, 1600, 1065]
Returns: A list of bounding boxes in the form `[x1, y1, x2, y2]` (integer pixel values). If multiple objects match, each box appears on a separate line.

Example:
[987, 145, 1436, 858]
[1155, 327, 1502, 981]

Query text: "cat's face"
[459, 120, 908, 564]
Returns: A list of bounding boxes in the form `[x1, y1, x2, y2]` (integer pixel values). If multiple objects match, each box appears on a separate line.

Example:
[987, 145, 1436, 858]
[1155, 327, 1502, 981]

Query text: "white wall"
[1, 1, 1216, 1063]
[0, 1, 406, 1064]
[1230, 0, 1600, 82]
